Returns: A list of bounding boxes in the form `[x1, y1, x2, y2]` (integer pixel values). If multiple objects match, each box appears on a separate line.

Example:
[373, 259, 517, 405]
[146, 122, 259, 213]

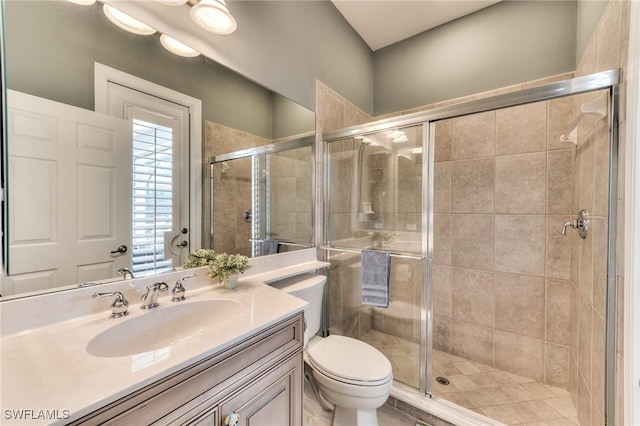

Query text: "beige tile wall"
[269, 147, 314, 243]
[569, 1, 630, 425]
[432, 96, 576, 388]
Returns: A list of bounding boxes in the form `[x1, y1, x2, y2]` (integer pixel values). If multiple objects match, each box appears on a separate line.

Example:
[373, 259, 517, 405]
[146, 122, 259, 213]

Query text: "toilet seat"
[307, 335, 392, 387]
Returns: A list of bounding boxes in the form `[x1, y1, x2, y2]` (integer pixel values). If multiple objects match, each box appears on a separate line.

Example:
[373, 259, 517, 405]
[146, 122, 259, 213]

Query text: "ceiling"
[331, 0, 501, 51]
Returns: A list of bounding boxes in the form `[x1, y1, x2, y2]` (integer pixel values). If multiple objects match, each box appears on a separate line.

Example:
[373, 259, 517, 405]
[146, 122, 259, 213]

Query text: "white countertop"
[0, 250, 329, 425]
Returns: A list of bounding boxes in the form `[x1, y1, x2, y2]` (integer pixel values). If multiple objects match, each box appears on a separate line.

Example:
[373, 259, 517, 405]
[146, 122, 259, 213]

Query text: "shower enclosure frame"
[322, 69, 621, 425]
[209, 135, 316, 256]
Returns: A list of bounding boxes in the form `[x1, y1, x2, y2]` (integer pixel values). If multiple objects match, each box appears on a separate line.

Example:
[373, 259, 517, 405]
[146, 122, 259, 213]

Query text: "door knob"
[110, 245, 128, 254]
[176, 241, 188, 248]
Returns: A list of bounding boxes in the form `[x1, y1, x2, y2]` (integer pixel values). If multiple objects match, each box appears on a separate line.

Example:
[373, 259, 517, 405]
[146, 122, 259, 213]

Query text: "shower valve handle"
[561, 210, 589, 239]
[561, 220, 578, 235]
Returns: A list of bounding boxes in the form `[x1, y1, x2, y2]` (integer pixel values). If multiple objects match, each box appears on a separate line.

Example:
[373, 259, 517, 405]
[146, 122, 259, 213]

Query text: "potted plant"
[208, 253, 251, 289]
[183, 249, 217, 269]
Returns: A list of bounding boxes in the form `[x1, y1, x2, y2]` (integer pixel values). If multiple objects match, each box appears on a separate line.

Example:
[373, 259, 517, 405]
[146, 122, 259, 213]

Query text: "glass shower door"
[253, 145, 314, 256]
[324, 124, 430, 392]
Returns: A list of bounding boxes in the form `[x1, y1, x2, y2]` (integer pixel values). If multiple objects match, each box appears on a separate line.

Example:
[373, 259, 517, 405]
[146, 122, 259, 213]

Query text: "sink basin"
[87, 299, 242, 358]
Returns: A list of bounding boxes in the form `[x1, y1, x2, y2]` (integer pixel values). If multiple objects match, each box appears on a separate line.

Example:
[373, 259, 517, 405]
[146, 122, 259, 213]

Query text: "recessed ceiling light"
[103, 4, 157, 36]
[160, 34, 201, 58]
[190, 0, 237, 35]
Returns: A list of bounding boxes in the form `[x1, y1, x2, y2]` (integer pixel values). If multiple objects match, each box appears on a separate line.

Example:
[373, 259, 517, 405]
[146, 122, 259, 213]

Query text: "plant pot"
[221, 274, 238, 289]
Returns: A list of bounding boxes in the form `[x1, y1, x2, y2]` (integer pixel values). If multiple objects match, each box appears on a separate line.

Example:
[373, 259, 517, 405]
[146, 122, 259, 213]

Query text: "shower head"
[355, 135, 372, 146]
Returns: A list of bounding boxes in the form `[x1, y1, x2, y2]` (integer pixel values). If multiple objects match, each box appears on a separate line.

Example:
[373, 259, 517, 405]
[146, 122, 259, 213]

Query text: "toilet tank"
[270, 274, 326, 344]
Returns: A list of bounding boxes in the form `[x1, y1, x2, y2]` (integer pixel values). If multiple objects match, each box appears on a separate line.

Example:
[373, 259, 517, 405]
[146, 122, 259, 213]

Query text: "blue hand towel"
[361, 249, 391, 308]
[262, 239, 280, 255]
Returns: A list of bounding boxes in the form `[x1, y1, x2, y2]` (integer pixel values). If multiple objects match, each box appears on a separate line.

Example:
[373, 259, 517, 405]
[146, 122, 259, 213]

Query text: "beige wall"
[569, 1, 630, 425]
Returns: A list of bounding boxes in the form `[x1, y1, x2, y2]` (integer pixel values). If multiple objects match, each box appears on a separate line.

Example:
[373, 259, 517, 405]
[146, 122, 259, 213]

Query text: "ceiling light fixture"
[66, 0, 96, 5]
[157, 0, 189, 5]
[103, 4, 157, 35]
[160, 34, 201, 57]
[190, 0, 237, 35]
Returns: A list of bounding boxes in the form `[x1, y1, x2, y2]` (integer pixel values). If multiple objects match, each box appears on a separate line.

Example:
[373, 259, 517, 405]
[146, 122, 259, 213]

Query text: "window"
[131, 118, 174, 275]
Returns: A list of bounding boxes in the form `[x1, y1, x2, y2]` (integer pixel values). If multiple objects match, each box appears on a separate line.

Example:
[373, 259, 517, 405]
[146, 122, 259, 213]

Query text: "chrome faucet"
[171, 274, 197, 302]
[140, 282, 169, 309]
[117, 267, 135, 280]
[92, 291, 129, 318]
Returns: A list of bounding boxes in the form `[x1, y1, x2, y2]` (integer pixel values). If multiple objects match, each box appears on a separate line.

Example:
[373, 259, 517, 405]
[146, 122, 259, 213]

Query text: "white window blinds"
[131, 119, 174, 276]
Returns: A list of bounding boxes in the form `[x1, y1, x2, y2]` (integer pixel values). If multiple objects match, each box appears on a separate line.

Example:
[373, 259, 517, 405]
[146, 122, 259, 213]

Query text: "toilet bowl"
[270, 274, 393, 426]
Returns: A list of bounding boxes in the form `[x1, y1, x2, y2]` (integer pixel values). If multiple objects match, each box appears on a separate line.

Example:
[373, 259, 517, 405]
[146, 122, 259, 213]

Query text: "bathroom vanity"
[0, 249, 329, 426]
[73, 313, 304, 425]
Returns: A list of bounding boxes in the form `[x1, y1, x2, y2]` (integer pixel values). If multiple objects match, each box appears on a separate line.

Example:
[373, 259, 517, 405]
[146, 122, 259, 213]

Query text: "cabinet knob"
[224, 412, 240, 426]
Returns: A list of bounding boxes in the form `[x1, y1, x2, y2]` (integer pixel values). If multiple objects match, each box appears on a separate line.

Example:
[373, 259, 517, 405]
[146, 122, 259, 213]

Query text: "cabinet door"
[219, 355, 302, 426]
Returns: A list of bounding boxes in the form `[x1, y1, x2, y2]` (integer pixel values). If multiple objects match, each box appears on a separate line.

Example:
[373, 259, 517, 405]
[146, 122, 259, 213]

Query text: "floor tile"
[356, 332, 579, 426]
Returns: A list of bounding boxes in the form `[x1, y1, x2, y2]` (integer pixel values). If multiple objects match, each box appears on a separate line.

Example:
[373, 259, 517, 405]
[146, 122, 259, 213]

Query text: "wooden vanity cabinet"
[188, 356, 299, 426]
[72, 313, 304, 426]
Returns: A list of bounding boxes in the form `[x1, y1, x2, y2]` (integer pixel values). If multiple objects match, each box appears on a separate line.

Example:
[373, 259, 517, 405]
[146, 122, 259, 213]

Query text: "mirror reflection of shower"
[210, 136, 315, 258]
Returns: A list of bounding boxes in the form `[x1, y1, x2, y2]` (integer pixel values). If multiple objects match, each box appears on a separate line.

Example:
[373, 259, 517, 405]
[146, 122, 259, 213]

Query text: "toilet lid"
[307, 335, 392, 385]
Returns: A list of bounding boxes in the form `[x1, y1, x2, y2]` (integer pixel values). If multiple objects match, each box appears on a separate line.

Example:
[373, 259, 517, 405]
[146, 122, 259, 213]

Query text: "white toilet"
[271, 274, 393, 426]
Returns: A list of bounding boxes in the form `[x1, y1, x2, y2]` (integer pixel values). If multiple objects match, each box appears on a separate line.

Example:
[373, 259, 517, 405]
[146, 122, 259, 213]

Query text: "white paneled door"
[7, 90, 131, 292]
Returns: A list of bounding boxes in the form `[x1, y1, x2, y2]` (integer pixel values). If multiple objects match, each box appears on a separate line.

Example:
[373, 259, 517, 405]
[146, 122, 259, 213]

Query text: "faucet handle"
[92, 291, 129, 318]
[117, 267, 135, 280]
[172, 274, 197, 302]
[148, 281, 169, 292]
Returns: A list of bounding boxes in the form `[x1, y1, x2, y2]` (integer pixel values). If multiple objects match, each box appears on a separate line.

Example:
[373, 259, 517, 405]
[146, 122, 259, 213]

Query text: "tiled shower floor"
[361, 330, 579, 426]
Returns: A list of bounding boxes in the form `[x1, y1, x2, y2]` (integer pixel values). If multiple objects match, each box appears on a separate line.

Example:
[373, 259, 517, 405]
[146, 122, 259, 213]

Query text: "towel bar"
[321, 245, 426, 261]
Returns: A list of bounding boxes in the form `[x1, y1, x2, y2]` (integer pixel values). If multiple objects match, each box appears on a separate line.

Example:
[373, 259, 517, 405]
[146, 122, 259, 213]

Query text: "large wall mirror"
[1, 0, 315, 298]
